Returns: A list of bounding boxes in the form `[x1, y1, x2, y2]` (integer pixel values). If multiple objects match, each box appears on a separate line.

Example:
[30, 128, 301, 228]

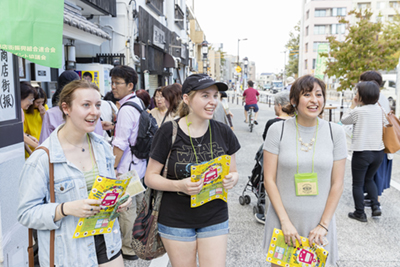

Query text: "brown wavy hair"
[286, 75, 326, 115]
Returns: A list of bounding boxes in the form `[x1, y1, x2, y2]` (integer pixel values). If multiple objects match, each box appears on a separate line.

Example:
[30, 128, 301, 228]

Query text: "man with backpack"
[111, 65, 156, 261]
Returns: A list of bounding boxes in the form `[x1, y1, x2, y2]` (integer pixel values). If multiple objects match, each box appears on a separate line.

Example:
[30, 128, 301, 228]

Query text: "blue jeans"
[158, 220, 229, 242]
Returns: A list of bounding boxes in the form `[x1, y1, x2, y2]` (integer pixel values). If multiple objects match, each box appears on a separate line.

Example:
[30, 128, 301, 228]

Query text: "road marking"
[346, 154, 400, 191]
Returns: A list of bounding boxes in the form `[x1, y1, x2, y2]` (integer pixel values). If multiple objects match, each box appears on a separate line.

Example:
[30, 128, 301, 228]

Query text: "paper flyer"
[190, 155, 231, 208]
[266, 228, 329, 267]
[72, 175, 132, 239]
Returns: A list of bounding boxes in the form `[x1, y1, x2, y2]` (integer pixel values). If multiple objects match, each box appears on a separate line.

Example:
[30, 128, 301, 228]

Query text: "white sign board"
[0, 50, 16, 122]
[153, 25, 165, 50]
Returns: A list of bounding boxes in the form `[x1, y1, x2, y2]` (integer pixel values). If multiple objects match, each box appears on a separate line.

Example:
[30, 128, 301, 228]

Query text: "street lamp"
[201, 40, 208, 74]
[243, 57, 249, 89]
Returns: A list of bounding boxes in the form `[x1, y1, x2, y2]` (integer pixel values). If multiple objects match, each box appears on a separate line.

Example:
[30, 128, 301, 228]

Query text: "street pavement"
[126, 99, 400, 267]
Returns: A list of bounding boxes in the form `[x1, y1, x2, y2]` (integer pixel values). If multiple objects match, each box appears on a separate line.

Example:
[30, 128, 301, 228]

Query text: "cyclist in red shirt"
[243, 80, 260, 125]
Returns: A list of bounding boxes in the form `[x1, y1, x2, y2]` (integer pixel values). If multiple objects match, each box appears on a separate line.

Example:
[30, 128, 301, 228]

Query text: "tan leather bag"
[380, 106, 400, 153]
[28, 147, 55, 267]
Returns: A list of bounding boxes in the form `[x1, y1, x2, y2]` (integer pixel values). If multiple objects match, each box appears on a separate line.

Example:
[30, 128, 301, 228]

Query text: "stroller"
[239, 144, 266, 215]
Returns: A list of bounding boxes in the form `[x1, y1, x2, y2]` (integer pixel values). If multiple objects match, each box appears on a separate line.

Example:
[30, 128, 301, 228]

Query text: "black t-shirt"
[150, 119, 241, 228]
[262, 118, 284, 141]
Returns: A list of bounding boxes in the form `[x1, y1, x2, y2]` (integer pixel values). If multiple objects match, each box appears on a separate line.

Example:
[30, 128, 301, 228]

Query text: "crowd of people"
[16, 67, 393, 266]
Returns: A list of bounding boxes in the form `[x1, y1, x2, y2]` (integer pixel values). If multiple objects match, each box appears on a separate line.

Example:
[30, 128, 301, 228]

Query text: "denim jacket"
[18, 126, 122, 267]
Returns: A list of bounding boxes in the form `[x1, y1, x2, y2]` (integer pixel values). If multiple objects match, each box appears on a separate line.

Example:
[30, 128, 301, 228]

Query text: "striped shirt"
[341, 104, 385, 151]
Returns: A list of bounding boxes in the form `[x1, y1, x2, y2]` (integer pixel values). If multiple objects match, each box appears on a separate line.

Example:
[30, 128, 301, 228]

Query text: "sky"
[192, 0, 302, 75]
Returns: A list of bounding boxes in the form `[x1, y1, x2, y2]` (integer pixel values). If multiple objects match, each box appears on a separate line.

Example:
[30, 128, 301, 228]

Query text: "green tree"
[285, 21, 300, 77]
[322, 9, 400, 91]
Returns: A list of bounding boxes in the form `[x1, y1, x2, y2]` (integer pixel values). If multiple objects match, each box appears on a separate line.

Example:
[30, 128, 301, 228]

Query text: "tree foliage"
[322, 9, 400, 91]
[285, 21, 300, 78]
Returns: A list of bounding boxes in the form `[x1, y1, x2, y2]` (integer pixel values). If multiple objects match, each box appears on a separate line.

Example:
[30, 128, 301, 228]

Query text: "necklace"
[186, 117, 213, 164]
[296, 116, 318, 152]
[64, 134, 88, 152]
[193, 134, 205, 147]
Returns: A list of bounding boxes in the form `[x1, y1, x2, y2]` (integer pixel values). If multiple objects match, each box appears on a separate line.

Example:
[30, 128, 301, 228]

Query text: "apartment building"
[299, 0, 352, 77]
[353, 0, 400, 22]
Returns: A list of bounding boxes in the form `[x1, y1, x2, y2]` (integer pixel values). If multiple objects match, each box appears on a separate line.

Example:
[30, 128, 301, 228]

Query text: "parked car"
[269, 80, 283, 94]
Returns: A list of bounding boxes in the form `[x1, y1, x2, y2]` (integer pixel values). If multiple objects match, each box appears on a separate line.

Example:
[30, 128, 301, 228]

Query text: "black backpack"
[120, 96, 158, 160]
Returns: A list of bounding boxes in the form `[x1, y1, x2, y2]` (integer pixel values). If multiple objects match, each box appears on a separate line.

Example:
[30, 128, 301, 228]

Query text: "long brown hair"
[162, 83, 182, 116]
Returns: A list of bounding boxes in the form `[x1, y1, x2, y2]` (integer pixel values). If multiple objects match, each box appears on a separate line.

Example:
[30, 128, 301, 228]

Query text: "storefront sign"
[0, 50, 16, 122]
[153, 25, 165, 50]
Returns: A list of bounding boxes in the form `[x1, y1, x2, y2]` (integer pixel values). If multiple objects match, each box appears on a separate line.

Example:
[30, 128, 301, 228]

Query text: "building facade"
[299, 0, 352, 77]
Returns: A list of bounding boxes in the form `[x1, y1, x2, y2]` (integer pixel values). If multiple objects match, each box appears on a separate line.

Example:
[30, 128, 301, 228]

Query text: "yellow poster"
[73, 175, 132, 239]
[190, 155, 231, 208]
[266, 228, 329, 267]
[79, 70, 100, 88]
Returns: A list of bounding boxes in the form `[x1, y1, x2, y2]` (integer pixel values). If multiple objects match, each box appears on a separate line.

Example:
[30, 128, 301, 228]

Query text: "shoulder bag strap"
[329, 122, 333, 143]
[28, 147, 55, 267]
[153, 121, 178, 212]
[162, 121, 178, 178]
[280, 121, 285, 141]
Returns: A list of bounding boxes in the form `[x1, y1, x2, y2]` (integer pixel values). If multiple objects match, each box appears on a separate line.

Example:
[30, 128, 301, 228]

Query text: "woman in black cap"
[145, 74, 241, 266]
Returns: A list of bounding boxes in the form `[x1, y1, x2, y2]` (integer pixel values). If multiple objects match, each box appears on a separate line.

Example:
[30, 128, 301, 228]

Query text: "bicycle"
[248, 107, 255, 132]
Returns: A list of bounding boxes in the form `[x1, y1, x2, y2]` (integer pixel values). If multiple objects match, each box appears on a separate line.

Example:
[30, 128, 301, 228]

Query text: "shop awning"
[164, 53, 178, 68]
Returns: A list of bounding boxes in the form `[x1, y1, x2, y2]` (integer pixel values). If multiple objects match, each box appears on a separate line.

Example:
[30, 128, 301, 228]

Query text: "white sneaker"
[255, 213, 265, 225]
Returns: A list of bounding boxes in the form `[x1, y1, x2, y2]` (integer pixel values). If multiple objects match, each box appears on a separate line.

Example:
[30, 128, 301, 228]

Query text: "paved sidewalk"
[126, 100, 400, 267]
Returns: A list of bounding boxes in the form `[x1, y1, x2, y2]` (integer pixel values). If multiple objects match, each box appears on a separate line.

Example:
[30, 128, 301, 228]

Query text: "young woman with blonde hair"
[145, 74, 241, 267]
[18, 80, 131, 267]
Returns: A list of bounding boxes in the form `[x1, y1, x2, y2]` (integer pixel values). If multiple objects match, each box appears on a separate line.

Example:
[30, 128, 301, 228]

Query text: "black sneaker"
[348, 212, 367, 222]
[255, 213, 265, 224]
[254, 120, 258, 125]
[372, 205, 382, 217]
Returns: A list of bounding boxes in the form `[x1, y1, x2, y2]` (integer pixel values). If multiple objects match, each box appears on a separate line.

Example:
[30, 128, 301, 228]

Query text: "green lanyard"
[186, 117, 213, 164]
[295, 116, 318, 174]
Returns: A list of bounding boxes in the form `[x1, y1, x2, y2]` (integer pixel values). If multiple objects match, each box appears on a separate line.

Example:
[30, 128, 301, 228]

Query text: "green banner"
[315, 43, 329, 80]
[0, 0, 64, 68]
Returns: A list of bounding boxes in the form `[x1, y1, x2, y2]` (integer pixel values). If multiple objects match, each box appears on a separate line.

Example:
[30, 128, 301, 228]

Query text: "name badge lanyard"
[295, 116, 319, 196]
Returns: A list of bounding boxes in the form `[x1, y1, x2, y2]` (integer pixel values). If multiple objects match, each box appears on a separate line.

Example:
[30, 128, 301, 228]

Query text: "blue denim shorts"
[245, 104, 259, 112]
[158, 220, 229, 242]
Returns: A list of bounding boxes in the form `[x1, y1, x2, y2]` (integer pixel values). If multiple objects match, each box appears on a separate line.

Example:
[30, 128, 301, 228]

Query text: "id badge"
[294, 172, 318, 196]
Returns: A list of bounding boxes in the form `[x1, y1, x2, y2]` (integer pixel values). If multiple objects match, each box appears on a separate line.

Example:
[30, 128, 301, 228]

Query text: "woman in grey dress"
[262, 75, 347, 266]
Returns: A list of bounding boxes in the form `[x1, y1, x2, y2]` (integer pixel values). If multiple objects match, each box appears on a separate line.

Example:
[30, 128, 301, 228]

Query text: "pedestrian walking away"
[18, 80, 131, 267]
[359, 71, 393, 206]
[341, 81, 385, 222]
[145, 73, 241, 267]
[262, 75, 347, 266]
[243, 80, 260, 125]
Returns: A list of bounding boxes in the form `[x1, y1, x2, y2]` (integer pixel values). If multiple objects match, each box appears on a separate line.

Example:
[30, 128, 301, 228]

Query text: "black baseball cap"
[182, 74, 228, 95]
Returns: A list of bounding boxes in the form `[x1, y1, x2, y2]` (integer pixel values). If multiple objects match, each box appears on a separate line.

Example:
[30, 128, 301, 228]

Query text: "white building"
[299, 0, 352, 79]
